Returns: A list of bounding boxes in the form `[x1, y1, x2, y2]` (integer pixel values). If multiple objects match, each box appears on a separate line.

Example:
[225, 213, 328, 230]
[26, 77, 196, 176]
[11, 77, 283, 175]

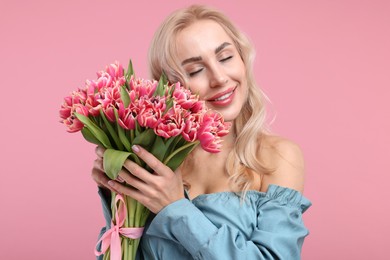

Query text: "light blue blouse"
[97, 185, 311, 259]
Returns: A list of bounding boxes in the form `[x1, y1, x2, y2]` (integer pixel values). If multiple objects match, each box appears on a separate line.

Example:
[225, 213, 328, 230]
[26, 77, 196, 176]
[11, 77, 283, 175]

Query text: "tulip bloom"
[197, 112, 230, 153]
[155, 105, 184, 138]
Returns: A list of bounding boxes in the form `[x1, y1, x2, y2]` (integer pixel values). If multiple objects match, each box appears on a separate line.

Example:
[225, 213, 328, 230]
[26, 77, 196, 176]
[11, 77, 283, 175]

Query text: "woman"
[93, 4, 311, 259]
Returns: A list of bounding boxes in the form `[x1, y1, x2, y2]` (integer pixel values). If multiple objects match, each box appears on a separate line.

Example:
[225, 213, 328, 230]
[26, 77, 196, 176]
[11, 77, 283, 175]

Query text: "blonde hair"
[148, 5, 272, 195]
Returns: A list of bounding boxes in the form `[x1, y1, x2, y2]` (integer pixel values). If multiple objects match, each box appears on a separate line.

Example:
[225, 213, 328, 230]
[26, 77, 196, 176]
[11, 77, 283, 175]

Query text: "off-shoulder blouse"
[97, 185, 311, 259]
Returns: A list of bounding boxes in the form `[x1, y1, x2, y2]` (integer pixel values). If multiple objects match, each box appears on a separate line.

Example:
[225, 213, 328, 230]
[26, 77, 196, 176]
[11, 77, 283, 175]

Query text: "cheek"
[187, 79, 208, 99]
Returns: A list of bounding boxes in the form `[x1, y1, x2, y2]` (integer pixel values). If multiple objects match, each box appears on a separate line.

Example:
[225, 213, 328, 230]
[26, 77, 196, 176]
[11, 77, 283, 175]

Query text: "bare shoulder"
[258, 134, 305, 193]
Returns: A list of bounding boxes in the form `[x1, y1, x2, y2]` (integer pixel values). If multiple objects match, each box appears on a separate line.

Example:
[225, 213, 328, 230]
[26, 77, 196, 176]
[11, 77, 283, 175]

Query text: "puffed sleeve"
[145, 185, 311, 260]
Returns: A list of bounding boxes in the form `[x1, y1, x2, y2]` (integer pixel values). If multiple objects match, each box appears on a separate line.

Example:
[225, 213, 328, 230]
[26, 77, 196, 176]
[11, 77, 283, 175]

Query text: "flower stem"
[163, 141, 199, 165]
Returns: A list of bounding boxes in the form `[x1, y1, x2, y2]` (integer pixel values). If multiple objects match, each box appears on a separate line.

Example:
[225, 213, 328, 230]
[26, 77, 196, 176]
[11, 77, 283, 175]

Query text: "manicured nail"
[132, 145, 140, 153]
[116, 176, 125, 183]
[108, 181, 115, 187]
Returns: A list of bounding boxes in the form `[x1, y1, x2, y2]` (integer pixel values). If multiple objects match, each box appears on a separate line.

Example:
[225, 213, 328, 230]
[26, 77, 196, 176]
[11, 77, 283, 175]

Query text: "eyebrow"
[181, 42, 232, 66]
[215, 42, 231, 54]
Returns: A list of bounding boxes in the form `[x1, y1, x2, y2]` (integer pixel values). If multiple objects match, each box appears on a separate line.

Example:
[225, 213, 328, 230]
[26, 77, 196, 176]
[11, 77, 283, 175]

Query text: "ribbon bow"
[95, 194, 144, 260]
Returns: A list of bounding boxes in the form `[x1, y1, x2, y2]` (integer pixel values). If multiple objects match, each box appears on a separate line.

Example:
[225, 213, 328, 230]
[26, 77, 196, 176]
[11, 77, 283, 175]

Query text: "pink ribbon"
[95, 194, 144, 260]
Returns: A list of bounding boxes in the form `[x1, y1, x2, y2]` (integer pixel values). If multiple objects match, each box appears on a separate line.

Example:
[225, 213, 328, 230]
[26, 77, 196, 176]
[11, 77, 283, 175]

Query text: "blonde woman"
[93, 5, 311, 259]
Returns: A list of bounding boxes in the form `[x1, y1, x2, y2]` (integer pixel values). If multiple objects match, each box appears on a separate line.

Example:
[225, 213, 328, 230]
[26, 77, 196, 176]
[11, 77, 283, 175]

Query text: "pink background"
[1, 0, 389, 259]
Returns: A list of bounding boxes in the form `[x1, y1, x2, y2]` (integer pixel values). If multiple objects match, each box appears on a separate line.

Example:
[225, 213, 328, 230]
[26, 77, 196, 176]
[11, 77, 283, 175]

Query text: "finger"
[132, 145, 170, 176]
[116, 175, 125, 183]
[95, 146, 105, 158]
[91, 168, 116, 191]
[122, 159, 155, 184]
[108, 180, 146, 203]
[118, 169, 152, 195]
[93, 158, 104, 172]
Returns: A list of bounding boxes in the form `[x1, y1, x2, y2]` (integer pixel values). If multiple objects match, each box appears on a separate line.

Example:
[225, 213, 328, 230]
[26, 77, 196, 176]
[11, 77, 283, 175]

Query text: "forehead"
[175, 20, 233, 60]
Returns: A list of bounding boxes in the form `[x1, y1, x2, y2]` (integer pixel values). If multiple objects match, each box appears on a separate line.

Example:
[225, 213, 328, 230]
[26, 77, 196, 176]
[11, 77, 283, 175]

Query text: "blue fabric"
[97, 185, 311, 259]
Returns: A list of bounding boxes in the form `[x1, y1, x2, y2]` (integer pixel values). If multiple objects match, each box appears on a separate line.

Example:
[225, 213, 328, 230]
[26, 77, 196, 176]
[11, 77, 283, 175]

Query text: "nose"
[209, 64, 228, 88]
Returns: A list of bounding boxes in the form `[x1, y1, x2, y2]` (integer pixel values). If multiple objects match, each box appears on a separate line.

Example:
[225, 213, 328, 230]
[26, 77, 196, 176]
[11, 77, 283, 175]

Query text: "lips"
[206, 86, 237, 107]
[207, 86, 237, 102]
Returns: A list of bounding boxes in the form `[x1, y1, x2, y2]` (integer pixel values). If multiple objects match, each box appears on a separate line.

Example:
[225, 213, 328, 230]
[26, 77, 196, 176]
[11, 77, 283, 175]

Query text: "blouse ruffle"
[140, 185, 311, 260]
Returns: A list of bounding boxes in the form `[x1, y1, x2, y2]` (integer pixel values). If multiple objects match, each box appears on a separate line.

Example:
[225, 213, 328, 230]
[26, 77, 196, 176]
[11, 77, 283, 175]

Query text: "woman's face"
[176, 19, 248, 122]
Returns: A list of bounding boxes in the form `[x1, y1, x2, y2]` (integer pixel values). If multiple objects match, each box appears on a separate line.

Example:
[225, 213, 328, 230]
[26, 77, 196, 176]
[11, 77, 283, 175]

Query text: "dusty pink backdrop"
[1, 0, 389, 259]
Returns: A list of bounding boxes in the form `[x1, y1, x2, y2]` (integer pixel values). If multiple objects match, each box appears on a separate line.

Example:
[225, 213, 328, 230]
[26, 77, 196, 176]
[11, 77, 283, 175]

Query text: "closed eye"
[189, 68, 203, 77]
[220, 56, 233, 62]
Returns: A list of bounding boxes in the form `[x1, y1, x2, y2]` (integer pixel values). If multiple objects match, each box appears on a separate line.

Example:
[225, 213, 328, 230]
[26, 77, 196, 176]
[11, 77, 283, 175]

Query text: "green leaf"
[135, 121, 142, 136]
[133, 128, 156, 148]
[164, 135, 181, 159]
[118, 126, 131, 151]
[160, 71, 168, 85]
[125, 59, 135, 81]
[128, 152, 143, 166]
[154, 73, 168, 97]
[165, 142, 199, 171]
[81, 127, 103, 146]
[120, 85, 130, 108]
[164, 99, 174, 114]
[129, 129, 135, 144]
[168, 135, 186, 154]
[99, 110, 124, 150]
[175, 136, 188, 149]
[103, 149, 132, 180]
[150, 136, 166, 162]
[75, 113, 112, 148]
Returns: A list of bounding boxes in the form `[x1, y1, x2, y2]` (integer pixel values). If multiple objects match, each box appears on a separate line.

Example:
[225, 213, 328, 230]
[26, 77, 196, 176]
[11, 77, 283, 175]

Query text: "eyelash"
[188, 56, 233, 77]
[189, 68, 203, 77]
[220, 56, 233, 62]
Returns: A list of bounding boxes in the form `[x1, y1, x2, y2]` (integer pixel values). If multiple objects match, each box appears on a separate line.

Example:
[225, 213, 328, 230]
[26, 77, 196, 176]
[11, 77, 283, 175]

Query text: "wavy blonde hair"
[148, 5, 272, 195]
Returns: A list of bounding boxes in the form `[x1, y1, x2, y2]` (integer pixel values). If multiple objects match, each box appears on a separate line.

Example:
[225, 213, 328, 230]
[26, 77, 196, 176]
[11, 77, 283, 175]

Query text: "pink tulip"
[114, 76, 126, 89]
[190, 101, 205, 113]
[59, 90, 87, 119]
[117, 103, 137, 130]
[93, 72, 114, 90]
[129, 77, 158, 99]
[62, 104, 89, 133]
[129, 89, 138, 103]
[99, 84, 122, 110]
[59, 98, 72, 119]
[103, 105, 116, 122]
[155, 105, 184, 138]
[105, 61, 124, 79]
[59, 107, 71, 120]
[137, 96, 165, 128]
[182, 113, 201, 142]
[85, 95, 102, 116]
[172, 84, 204, 112]
[198, 133, 220, 153]
[197, 112, 231, 153]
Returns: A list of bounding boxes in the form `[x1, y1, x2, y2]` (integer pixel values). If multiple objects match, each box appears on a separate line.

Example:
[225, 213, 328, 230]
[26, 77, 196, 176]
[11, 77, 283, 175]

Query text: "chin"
[220, 110, 241, 122]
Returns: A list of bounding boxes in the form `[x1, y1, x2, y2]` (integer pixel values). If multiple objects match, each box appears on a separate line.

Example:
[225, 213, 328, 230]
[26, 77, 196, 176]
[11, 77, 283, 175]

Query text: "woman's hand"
[107, 145, 185, 214]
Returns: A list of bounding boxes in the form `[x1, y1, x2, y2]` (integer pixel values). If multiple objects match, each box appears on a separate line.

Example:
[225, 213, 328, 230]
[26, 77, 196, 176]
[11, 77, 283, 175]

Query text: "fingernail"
[108, 181, 115, 187]
[132, 145, 140, 153]
[116, 176, 124, 183]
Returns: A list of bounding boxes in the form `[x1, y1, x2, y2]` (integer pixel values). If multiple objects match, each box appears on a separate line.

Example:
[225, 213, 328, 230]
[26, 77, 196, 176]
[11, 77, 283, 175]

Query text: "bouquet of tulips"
[59, 60, 230, 259]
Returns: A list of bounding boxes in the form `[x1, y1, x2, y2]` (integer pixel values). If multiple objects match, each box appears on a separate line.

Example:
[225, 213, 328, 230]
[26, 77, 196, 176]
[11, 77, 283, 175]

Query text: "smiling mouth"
[209, 87, 237, 101]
